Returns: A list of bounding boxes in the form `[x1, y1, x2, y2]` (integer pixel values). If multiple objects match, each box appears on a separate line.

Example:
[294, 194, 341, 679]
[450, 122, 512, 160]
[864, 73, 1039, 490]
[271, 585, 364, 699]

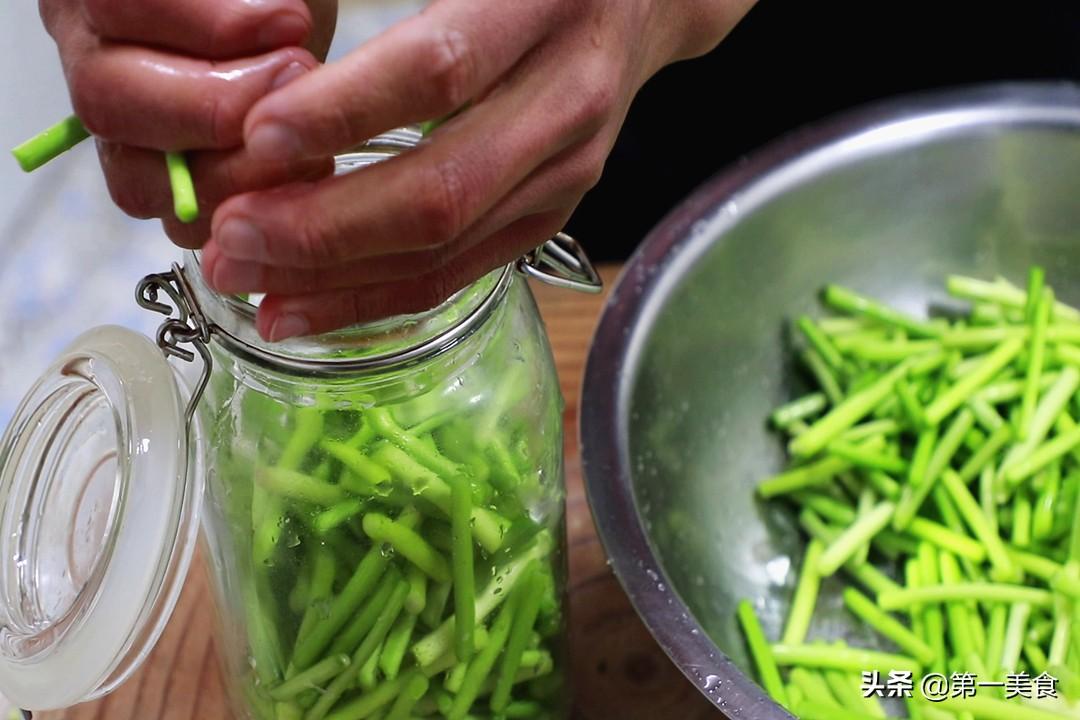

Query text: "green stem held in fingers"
[165, 151, 199, 223]
[11, 115, 90, 172]
[13, 116, 199, 222]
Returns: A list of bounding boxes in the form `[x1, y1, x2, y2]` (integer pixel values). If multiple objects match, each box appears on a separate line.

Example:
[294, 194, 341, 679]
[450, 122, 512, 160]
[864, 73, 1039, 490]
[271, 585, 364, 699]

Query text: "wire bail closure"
[136, 263, 214, 431]
[131, 232, 598, 433]
[516, 233, 603, 294]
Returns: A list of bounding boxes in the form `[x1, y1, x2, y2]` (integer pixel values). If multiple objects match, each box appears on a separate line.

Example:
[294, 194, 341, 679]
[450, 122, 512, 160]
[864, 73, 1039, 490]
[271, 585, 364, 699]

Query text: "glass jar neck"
[184, 251, 513, 377]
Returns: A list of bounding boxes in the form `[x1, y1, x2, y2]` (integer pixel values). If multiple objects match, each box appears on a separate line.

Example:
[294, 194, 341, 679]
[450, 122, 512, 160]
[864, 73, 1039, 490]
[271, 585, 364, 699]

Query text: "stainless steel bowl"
[580, 82, 1080, 717]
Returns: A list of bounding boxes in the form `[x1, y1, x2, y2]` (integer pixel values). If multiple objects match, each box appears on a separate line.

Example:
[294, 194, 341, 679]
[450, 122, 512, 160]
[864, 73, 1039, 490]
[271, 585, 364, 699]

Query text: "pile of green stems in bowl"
[739, 268, 1080, 720]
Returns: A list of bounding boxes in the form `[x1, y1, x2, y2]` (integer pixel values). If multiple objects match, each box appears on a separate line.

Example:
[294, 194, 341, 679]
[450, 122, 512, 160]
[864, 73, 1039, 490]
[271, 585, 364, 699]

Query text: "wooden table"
[42, 265, 718, 720]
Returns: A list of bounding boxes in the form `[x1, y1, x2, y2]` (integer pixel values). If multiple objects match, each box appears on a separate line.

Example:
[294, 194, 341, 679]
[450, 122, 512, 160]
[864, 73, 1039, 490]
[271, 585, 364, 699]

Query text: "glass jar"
[0, 142, 601, 720]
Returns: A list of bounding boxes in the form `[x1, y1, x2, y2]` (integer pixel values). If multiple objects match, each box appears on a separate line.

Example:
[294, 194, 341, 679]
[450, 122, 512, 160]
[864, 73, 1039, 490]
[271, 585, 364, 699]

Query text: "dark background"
[565, 0, 1080, 262]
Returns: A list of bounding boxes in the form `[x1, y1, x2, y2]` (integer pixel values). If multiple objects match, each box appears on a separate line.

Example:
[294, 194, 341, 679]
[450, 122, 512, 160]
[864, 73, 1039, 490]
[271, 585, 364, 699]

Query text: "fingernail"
[269, 313, 309, 341]
[271, 61, 309, 91]
[248, 122, 303, 162]
[212, 259, 259, 293]
[258, 13, 310, 49]
[217, 218, 267, 260]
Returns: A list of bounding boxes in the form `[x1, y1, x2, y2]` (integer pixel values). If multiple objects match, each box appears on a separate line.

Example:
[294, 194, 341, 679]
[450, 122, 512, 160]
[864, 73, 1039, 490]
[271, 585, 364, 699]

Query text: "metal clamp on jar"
[0, 138, 600, 720]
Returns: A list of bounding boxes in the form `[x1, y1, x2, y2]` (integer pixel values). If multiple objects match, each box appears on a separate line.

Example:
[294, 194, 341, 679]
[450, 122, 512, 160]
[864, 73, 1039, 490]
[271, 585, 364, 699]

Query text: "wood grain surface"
[41, 265, 718, 720]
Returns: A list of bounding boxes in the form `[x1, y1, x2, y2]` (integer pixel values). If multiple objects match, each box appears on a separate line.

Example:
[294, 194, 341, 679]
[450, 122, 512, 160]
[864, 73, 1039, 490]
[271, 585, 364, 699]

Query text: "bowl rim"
[579, 80, 1080, 717]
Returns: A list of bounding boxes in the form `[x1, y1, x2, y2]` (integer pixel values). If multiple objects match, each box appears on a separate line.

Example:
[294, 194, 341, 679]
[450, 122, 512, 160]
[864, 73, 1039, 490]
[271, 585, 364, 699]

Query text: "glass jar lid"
[0, 325, 203, 710]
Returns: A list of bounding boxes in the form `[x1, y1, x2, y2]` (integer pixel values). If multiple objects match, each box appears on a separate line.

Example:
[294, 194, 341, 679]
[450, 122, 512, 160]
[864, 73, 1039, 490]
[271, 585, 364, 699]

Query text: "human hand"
[201, 0, 756, 341]
[40, 0, 340, 246]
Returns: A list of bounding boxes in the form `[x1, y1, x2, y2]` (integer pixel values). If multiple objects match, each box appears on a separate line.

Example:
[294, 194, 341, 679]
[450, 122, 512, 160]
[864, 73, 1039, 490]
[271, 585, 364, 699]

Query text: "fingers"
[242, 0, 566, 162]
[162, 216, 213, 250]
[209, 46, 606, 269]
[96, 141, 333, 221]
[81, 0, 313, 59]
[201, 242, 451, 295]
[202, 135, 609, 294]
[68, 44, 318, 150]
[253, 211, 568, 340]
